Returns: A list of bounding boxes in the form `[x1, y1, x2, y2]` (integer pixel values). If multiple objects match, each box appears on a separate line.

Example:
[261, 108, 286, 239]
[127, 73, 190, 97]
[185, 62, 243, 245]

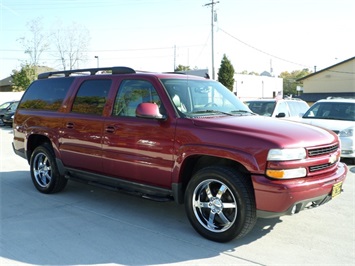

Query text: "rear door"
[59, 78, 112, 174]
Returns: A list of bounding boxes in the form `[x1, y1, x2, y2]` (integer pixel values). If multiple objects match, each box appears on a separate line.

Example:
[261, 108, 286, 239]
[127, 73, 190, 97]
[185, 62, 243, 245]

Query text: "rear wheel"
[185, 166, 256, 242]
[30, 143, 67, 194]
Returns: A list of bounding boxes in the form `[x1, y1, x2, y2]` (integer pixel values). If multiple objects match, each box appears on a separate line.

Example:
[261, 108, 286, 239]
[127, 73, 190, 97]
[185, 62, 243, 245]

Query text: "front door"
[102, 79, 176, 188]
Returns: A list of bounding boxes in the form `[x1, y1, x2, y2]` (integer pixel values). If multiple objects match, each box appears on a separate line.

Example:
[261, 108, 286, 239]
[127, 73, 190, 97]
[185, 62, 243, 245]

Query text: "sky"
[0, 0, 354, 80]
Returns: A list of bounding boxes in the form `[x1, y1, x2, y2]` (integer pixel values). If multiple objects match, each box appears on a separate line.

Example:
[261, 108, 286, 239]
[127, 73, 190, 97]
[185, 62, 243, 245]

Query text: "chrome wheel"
[30, 144, 67, 193]
[185, 166, 256, 242]
[33, 152, 52, 188]
[192, 179, 237, 233]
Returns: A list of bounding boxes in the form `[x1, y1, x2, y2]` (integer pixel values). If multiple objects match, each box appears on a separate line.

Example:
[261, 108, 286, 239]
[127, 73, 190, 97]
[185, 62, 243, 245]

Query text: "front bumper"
[252, 162, 348, 218]
[339, 136, 355, 158]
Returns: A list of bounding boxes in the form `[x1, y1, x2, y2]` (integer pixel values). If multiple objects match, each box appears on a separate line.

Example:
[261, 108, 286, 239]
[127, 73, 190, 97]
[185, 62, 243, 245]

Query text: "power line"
[219, 27, 310, 69]
[0, 44, 205, 53]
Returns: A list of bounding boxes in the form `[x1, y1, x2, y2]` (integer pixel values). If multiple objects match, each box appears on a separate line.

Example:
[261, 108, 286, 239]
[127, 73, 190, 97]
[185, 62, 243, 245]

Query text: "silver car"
[301, 97, 355, 162]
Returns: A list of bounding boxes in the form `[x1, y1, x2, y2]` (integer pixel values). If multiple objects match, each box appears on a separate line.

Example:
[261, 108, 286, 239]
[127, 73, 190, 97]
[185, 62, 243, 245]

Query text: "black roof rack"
[38, 66, 136, 79]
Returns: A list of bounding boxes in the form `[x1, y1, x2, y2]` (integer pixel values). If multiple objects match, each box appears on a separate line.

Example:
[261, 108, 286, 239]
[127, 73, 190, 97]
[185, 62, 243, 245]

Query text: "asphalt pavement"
[1, 126, 354, 266]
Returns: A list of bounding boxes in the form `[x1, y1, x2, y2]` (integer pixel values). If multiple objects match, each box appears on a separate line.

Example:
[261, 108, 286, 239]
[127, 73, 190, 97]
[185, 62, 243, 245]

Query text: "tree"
[217, 54, 235, 91]
[238, 70, 259, 75]
[17, 17, 49, 66]
[279, 69, 312, 96]
[247, 71, 259, 76]
[11, 64, 37, 91]
[52, 22, 90, 70]
[175, 65, 190, 71]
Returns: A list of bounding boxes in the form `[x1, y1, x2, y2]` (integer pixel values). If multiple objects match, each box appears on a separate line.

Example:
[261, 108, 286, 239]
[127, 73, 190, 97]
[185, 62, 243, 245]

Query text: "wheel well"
[179, 155, 250, 197]
[26, 134, 52, 162]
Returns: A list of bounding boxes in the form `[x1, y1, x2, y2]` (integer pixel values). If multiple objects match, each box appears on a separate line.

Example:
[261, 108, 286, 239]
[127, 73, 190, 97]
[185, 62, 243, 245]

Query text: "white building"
[233, 72, 283, 101]
[0, 92, 24, 104]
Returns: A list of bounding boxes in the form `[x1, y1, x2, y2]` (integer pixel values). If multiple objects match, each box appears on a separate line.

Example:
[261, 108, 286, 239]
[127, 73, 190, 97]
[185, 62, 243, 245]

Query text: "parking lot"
[1, 125, 354, 266]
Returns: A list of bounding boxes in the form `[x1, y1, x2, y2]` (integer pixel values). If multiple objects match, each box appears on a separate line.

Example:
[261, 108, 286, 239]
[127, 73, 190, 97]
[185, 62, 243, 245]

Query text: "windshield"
[245, 101, 275, 116]
[9, 102, 19, 111]
[161, 78, 252, 117]
[303, 102, 355, 121]
[0, 102, 12, 109]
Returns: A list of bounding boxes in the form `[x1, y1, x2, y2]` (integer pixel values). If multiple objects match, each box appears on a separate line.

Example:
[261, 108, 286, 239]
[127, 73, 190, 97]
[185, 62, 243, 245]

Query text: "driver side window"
[112, 80, 162, 117]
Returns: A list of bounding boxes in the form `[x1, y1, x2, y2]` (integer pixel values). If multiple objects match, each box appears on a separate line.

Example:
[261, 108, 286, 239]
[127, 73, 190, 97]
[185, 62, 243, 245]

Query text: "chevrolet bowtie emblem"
[329, 154, 338, 164]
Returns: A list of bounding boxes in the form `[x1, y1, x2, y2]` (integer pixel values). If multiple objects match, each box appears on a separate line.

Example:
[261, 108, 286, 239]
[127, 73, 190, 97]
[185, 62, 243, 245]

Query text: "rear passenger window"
[71, 79, 111, 115]
[19, 78, 73, 110]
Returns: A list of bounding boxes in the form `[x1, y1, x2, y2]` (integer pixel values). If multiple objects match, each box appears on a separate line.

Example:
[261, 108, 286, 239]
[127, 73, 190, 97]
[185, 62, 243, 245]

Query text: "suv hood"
[192, 116, 338, 148]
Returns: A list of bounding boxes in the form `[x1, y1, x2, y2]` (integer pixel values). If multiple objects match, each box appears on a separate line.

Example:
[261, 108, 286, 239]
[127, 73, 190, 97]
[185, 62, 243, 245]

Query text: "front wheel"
[185, 166, 256, 242]
[30, 143, 67, 194]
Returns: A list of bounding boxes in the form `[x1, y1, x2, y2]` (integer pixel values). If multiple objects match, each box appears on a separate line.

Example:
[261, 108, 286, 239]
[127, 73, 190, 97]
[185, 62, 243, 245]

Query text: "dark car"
[0, 101, 18, 125]
[2, 101, 19, 126]
[0, 101, 15, 111]
[12, 66, 347, 242]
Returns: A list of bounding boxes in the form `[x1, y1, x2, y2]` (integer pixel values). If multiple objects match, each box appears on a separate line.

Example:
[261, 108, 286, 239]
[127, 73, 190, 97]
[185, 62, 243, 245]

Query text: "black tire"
[185, 166, 257, 242]
[30, 143, 67, 194]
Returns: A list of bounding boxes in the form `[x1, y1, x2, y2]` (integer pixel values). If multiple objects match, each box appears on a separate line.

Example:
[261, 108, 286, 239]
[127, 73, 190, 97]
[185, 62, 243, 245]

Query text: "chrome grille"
[308, 144, 338, 157]
[309, 162, 337, 172]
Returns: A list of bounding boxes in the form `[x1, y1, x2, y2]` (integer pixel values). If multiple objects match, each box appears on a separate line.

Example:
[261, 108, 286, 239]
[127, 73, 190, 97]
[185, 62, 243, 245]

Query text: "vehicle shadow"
[341, 158, 355, 167]
[0, 170, 283, 266]
[0, 125, 13, 133]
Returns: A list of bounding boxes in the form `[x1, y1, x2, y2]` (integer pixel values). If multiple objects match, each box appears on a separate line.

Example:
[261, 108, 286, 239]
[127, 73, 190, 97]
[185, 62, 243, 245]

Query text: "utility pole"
[94, 56, 99, 68]
[174, 45, 176, 71]
[204, 1, 219, 80]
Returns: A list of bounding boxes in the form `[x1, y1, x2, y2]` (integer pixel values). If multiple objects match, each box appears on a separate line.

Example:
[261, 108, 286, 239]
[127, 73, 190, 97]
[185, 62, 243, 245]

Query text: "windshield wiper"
[230, 110, 257, 115]
[191, 109, 256, 116]
[304, 116, 344, 120]
[191, 110, 234, 116]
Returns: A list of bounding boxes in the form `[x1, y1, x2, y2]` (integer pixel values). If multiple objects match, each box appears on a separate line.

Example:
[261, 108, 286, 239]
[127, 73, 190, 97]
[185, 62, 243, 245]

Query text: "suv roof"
[37, 66, 136, 79]
[37, 66, 207, 81]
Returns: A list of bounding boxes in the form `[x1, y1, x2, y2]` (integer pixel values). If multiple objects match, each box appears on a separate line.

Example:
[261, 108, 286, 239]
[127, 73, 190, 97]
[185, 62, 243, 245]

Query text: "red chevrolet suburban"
[12, 67, 347, 242]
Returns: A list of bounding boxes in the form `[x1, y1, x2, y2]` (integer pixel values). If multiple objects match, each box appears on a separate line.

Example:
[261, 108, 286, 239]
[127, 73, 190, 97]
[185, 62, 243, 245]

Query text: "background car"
[300, 97, 355, 162]
[1, 101, 19, 126]
[0, 101, 18, 125]
[244, 98, 309, 120]
[0, 101, 15, 111]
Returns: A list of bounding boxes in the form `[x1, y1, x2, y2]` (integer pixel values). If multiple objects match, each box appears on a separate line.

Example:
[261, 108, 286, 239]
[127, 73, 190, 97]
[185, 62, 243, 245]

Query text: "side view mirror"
[136, 102, 166, 120]
[276, 112, 286, 118]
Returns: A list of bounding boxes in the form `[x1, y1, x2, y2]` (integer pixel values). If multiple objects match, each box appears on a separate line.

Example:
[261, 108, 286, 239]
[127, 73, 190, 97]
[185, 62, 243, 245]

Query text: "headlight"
[339, 126, 355, 137]
[267, 148, 306, 161]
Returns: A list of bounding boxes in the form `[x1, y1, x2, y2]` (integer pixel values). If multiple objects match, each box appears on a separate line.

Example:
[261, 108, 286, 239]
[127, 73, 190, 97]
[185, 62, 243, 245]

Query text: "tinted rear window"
[71, 79, 111, 115]
[19, 78, 74, 110]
